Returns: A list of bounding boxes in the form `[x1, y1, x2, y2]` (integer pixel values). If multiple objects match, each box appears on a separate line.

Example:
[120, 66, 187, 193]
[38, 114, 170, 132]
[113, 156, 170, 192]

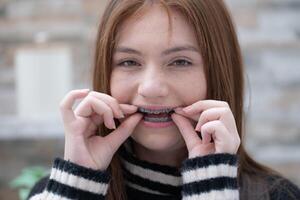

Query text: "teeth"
[144, 116, 172, 122]
[138, 107, 173, 114]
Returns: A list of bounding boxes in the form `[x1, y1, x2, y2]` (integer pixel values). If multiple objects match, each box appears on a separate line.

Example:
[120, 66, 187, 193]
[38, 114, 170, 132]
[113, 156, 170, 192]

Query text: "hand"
[59, 89, 142, 170]
[171, 100, 240, 159]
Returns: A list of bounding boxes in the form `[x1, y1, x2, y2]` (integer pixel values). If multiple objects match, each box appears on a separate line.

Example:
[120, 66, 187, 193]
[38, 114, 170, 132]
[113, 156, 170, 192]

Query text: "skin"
[110, 4, 207, 167]
[60, 3, 240, 171]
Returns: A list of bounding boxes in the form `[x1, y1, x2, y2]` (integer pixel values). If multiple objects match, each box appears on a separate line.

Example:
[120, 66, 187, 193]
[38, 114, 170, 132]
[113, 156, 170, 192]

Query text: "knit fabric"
[119, 141, 238, 200]
[26, 143, 300, 200]
[27, 157, 110, 200]
[27, 139, 239, 200]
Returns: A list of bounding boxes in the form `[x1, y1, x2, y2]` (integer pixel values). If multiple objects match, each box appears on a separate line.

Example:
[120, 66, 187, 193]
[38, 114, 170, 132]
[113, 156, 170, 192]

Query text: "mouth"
[137, 107, 175, 123]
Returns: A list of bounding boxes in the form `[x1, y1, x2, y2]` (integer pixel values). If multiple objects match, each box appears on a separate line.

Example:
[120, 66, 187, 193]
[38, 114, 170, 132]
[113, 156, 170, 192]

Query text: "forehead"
[115, 4, 197, 48]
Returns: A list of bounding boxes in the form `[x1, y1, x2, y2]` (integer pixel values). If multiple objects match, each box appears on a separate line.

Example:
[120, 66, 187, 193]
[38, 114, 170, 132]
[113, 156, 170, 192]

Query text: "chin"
[130, 125, 184, 152]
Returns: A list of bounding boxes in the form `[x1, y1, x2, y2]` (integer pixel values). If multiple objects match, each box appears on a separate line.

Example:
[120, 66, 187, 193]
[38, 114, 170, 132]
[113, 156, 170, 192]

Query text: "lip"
[142, 120, 174, 128]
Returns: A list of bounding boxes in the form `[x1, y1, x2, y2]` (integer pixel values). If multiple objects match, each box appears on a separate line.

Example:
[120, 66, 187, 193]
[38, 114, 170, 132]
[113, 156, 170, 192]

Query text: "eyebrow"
[114, 45, 199, 56]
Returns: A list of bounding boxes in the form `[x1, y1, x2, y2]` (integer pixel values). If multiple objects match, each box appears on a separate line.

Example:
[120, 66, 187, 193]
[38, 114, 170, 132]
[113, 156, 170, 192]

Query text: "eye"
[170, 59, 192, 67]
[117, 60, 140, 67]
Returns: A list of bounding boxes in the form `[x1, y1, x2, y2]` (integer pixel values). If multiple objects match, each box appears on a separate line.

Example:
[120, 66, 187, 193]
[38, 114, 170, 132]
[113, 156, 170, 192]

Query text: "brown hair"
[92, 0, 290, 199]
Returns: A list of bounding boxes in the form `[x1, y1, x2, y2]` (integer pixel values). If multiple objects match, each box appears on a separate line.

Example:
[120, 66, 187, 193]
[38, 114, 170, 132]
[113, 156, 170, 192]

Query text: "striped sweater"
[27, 142, 239, 200]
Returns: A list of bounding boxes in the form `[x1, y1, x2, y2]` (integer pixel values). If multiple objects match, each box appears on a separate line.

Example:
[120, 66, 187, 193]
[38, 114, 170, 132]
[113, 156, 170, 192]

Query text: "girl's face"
[110, 4, 206, 152]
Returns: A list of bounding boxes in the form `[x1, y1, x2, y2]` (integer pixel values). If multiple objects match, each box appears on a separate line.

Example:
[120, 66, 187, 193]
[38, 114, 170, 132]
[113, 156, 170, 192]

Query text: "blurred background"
[0, 0, 299, 199]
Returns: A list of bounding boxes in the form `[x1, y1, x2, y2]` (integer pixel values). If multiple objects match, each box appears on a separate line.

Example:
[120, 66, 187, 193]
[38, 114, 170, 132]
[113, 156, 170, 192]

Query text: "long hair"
[92, 0, 287, 199]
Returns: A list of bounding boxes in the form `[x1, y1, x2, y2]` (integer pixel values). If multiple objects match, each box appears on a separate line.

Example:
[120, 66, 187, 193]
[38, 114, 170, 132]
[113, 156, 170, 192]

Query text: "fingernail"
[119, 112, 125, 118]
[195, 124, 201, 131]
[128, 105, 137, 110]
[132, 105, 138, 109]
[81, 88, 90, 92]
[111, 122, 116, 129]
[170, 112, 177, 119]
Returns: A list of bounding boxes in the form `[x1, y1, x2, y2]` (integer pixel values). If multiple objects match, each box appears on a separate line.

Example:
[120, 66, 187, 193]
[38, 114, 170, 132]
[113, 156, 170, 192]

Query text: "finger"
[90, 113, 103, 126]
[200, 120, 227, 144]
[59, 89, 90, 123]
[183, 100, 229, 115]
[195, 107, 230, 131]
[188, 142, 215, 158]
[171, 113, 201, 151]
[115, 104, 139, 124]
[201, 120, 240, 154]
[105, 113, 143, 152]
[120, 104, 138, 115]
[89, 92, 124, 118]
[196, 107, 237, 136]
[174, 107, 199, 121]
[200, 130, 212, 144]
[75, 96, 116, 129]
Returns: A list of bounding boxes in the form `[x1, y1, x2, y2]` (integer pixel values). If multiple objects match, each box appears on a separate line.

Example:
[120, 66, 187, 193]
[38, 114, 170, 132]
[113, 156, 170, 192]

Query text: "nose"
[137, 68, 168, 99]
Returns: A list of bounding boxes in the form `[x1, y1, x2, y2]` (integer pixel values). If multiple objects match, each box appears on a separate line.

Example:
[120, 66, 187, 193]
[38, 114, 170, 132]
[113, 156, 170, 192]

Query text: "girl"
[27, 0, 300, 200]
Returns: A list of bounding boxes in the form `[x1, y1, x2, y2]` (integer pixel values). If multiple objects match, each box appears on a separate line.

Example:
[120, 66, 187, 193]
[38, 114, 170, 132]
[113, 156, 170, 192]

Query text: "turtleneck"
[27, 140, 240, 200]
[118, 140, 183, 199]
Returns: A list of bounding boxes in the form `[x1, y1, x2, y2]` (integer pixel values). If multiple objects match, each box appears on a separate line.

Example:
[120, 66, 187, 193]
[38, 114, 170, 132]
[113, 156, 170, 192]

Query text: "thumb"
[120, 104, 138, 115]
[171, 113, 200, 151]
[104, 113, 143, 152]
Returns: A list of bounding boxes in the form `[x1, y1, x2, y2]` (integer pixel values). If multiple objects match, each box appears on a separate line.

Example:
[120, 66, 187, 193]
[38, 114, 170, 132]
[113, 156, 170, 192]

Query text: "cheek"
[190, 79, 207, 100]
[174, 72, 207, 102]
[110, 71, 134, 102]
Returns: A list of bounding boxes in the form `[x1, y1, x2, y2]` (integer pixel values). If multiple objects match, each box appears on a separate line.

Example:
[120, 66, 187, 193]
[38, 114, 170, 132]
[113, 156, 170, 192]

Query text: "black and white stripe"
[28, 141, 239, 200]
[28, 158, 111, 200]
[181, 153, 239, 200]
[118, 143, 239, 200]
[119, 145, 182, 197]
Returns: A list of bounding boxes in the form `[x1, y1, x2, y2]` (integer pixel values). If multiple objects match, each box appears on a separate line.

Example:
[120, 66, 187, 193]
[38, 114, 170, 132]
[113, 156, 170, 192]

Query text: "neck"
[132, 141, 188, 168]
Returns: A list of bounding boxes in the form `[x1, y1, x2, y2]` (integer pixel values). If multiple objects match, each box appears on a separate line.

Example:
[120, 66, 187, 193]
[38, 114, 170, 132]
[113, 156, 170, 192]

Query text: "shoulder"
[239, 172, 300, 200]
[267, 175, 300, 200]
[26, 175, 50, 199]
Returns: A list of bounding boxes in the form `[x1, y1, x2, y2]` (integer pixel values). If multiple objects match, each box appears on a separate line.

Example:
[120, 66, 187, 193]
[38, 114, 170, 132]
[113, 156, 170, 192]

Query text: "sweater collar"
[118, 139, 182, 197]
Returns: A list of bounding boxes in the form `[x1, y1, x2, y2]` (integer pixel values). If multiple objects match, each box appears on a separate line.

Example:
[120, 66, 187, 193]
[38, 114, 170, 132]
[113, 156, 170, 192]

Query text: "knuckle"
[68, 89, 75, 95]
[89, 91, 97, 97]
[236, 137, 241, 145]
[200, 110, 210, 121]
[59, 101, 65, 110]
[86, 95, 95, 102]
[59, 90, 76, 108]
[222, 107, 231, 114]
[200, 123, 208, 132]
[69, 89, 79, 96]
[198, 113, 205, 122]
[83, 96, 96, 108]
[233, 136, 240, 147]
[59, 98, 69, 110]
[202, 109, 210, 116]
[215, 120, 223, 127]
[221, 101, 229, 107]
[111, 98, 119, 105]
